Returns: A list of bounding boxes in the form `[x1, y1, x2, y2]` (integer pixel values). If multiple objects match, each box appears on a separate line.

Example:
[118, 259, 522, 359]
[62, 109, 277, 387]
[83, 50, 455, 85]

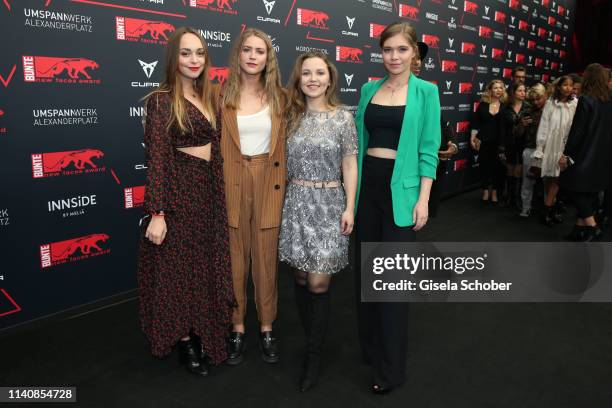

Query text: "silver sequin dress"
[278, 108, 358, 274]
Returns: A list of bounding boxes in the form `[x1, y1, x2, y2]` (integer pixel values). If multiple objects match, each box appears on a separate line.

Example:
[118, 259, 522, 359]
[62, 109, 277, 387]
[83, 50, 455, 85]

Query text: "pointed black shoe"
[226, 332, 245, 366]
[259, 331, 279, 363]
[178, 338, 208, 376]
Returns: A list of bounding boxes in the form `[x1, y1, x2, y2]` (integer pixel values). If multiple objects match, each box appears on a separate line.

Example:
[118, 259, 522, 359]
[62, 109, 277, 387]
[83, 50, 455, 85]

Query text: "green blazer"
[354, 74, 441, 227]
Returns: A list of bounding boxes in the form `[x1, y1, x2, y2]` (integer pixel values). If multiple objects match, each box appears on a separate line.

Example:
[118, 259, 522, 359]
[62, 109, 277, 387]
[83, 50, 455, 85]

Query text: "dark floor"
[2, 190, 612, 408]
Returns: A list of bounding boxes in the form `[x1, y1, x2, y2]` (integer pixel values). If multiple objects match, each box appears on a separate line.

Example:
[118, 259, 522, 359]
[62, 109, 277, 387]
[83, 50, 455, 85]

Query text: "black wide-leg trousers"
[355, 155, 415, 388]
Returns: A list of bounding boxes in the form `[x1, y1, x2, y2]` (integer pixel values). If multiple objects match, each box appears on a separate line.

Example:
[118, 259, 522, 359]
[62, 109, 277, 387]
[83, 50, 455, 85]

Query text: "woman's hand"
[412, 200, 429, 231]
[146, 216, 167, 245]
[438, 141, 458, 160]
[558, 155, 568, 171]
[470, 137, 481, 151]
[340, 210, 354, 236]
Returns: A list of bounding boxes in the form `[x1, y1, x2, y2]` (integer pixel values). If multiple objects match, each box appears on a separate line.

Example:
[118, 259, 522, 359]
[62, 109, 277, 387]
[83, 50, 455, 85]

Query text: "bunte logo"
[297, 8, 330, 29]
[40, 233, 110, 268]
[369, 23, 385, 39]
[421, 34, 439, 48]
[23, 56, 100, 83]
[116, 17, 175, 44]
[208, 66, 229, 84]
[31, 149, 105, 178]
[336, 46, 363, 63]
[399, 4, 419, 19]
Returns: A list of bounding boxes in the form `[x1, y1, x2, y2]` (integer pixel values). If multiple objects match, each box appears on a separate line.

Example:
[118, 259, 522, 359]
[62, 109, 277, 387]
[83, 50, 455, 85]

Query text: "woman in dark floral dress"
[138, 27, 235, 376]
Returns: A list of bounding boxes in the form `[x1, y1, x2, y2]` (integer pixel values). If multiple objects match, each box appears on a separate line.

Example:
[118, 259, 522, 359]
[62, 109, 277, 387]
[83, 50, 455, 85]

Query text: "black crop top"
[364, 102, 405, 150]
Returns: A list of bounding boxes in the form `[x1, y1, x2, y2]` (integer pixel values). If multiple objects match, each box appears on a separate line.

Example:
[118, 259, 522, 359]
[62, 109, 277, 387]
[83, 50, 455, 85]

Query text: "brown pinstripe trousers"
[229, 153, 279, 326]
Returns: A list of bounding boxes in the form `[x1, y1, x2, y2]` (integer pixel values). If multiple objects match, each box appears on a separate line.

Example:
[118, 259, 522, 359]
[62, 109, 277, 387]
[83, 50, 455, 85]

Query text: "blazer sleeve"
[418, 85, 441, 179]
[563, 96, 590, 160]
[143, 93, 177, 213]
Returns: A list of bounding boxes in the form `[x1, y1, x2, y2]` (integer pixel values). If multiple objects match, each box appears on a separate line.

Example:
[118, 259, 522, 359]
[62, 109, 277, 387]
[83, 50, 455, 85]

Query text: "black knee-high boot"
[294, 282, 310, 336]
[300, 291, 330, 392]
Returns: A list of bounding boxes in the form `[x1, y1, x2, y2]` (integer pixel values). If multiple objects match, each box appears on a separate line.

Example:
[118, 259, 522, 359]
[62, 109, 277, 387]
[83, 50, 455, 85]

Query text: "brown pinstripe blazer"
[220, 100, 287, 229]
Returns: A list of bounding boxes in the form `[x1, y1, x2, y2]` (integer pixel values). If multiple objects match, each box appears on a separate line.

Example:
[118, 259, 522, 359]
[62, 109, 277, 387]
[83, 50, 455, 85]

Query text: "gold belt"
[291, 179, 342, 189]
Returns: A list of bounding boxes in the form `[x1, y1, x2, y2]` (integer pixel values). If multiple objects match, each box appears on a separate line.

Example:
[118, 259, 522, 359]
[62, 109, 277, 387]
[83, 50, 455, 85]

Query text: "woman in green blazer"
[354, 22, 441, 394]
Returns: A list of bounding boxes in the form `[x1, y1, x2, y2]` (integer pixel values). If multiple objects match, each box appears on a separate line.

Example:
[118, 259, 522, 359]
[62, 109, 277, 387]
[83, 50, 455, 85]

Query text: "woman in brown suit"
[220, 28, 286, 364]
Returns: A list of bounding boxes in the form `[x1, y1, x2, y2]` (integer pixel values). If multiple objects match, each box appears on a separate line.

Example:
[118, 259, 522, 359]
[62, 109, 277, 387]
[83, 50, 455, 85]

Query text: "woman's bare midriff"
[177, 143, 211, 161]
[367, 148, 397, 159]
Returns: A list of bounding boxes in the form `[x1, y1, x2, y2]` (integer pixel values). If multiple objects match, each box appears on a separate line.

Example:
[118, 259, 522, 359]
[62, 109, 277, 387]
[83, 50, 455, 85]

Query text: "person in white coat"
[532, 75, 577, 225]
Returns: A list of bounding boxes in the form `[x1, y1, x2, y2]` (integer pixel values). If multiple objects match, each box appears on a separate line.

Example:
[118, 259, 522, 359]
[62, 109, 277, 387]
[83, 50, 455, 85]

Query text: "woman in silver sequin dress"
[279, 51, 358, 392]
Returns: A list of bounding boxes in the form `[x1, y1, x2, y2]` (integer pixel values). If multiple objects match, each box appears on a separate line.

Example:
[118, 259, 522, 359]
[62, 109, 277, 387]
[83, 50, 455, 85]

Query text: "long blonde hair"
[481, 79, 508, 104]
[145, 27, 217, 132]
[285, 51, 340, 134]
[222, 28, 283, 116]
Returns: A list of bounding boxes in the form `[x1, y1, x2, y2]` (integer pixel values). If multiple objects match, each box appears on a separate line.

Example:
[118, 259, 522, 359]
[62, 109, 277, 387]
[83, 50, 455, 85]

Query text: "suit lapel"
[268, 110, 279, 158]
[223, 107, 241, 150]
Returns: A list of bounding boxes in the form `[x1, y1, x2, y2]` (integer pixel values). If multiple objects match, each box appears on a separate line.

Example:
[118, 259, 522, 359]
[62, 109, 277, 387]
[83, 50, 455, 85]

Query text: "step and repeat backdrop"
[0, 0, 575, 330]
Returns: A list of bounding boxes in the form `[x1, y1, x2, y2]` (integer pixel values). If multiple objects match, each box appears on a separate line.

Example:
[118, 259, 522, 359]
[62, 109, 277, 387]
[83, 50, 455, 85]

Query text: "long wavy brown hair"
[145, 27, 217, 132]
[285, 51, 340, 134]
[222, 28, 283, 116]
[581, 63, 611, 102]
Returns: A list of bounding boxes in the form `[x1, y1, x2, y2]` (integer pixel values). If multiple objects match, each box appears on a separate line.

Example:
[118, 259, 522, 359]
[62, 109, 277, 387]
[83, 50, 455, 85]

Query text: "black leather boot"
[300, 291, 330, 392]
[295, 282, 311, 336]
[581, 226, 602, 242]
[178, 338, 208, 376]
[541, 205, 555, 226]
[552, 202, 564, 224]
[226, 332, 245, 365]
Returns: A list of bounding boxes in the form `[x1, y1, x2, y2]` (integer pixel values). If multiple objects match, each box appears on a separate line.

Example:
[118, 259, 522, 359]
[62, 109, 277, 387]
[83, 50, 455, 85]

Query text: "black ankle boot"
[541, 205, 555, 226]
[552, 202, 564, 223]
[295, 282, 311, 336]
[300, 291, 330, 393]
[178, 338, 208, 376]
[581, 226, 602, 242]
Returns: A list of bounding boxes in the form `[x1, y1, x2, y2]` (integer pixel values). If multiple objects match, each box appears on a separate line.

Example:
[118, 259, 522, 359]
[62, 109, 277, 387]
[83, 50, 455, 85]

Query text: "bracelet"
[151, 212, 165, 217]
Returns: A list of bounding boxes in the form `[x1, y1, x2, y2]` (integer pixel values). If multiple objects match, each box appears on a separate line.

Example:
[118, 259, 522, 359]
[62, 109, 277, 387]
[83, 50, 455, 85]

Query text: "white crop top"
[237, 106, 272, 155]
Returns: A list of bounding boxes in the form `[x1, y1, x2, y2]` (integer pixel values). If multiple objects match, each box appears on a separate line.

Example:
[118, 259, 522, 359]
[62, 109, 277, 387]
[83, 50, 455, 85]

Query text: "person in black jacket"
[412, 41, 457, 216]
[500, 81, 530, 209]
[559, 63, 612, 241]
[471, 80, 507, 204]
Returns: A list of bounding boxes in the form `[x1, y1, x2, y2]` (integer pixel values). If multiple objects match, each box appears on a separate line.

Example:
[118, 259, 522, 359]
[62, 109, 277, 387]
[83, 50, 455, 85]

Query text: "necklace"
[385, 82, 407, 102]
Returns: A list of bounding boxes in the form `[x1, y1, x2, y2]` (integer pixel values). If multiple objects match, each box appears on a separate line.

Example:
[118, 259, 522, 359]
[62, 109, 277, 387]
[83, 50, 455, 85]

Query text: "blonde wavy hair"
[481, 79, 508, 104]
[222, 28, 283, 116]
